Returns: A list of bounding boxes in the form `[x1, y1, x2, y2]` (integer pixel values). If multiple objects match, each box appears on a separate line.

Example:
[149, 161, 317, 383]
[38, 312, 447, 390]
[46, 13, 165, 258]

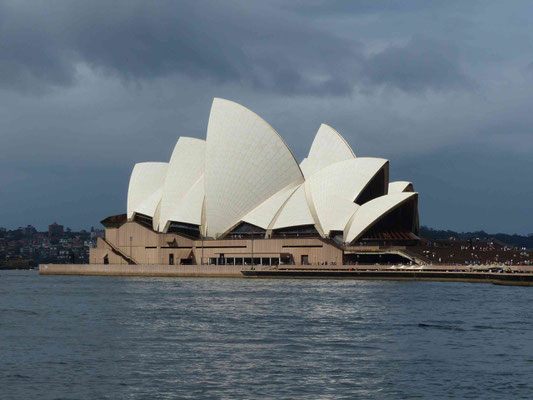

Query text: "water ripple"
[1, 271, 533, 399]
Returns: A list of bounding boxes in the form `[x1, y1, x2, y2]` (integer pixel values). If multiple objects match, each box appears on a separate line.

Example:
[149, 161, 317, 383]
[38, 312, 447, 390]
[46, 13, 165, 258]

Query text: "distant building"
[24, 225, 37, 237]
[90, 229, 105, 240]
[48, 222, 64, 239]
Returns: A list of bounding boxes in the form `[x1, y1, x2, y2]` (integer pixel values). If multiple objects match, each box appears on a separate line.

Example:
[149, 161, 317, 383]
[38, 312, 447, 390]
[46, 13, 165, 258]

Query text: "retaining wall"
[39, 264, 253, 277]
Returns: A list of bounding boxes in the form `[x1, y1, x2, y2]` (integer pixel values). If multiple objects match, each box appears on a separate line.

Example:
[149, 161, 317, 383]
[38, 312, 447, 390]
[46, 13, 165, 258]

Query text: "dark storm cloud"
[289, 0, 481, 16]
[0, 0, 471, 96]
[363, 36, 472, 92]
[0, 0, 362, 96]
[1, 0, 532, 234]
[0, 1, 76, 92]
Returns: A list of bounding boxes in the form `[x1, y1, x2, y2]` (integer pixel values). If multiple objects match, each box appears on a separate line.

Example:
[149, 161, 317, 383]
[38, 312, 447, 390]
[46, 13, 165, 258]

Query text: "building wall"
[90, 222, 195, 265]
[193, 237, 342, 265]
[89, 238, 126, 264]
[91, 221, 343, 265]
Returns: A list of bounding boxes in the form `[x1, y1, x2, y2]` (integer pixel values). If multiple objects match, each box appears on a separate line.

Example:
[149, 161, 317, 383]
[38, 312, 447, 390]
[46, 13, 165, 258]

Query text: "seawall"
[39, 264, 251, 277]
[39, 263, 533, 286]
[243, 269, 533, 286]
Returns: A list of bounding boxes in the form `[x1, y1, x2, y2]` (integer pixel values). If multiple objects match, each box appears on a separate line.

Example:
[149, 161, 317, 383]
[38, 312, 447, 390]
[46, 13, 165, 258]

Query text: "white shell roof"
[344, 192, 418, 243]
[272, 184, 315, 229]
[158, 137, 205, 231]
[133, 189, 163, 221]
[127, 162, 168, 219]
[307, 185, 359, 235]
[122, 98, 418, 243]
[205, 98, 304, 238]
[302, 124, 355, 178]
[299, 158, 311, 177]
[306, 158, 387, 234]
[241, 183, 300, 229]
[388, 181, 414, 193]
[152, 199, 162, 231]
[163, 175, 204, 228]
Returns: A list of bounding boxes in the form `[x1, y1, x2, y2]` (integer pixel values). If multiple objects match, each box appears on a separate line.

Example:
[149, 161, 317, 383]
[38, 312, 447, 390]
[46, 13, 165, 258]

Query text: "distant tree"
[420, 226, 533, 249]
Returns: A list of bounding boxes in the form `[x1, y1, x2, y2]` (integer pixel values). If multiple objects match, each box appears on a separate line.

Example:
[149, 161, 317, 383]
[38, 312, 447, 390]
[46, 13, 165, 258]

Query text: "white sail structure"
[127, 162, 168, 219]
[124, 98, 419, 244]
[205, 98, 304, 238]
[158, 137, 206, 231]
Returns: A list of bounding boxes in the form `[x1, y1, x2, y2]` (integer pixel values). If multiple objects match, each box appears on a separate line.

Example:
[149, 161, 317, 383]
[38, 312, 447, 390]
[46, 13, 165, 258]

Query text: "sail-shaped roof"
[241, 183, 300, 230]
[163, 175, 204, 228]
[127, 162, 168, 219]
[302, 124, 355, 178]
[388, 181, 414, 193]
[158, 137, 205, 231]
[306, 158, 388, 234]
[121, 98, 419, 244]
[271, 184, 315, 229]
[344, 192, 418, 243]
[205, 98, 304, 238]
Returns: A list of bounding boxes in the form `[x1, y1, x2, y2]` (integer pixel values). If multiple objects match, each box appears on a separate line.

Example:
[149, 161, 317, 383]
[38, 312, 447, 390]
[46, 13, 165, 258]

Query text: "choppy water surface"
[2, 271, 533, 399]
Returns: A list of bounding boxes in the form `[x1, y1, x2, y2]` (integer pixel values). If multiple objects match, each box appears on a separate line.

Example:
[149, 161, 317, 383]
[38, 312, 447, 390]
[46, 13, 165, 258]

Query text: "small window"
[169, 254, 174, 265]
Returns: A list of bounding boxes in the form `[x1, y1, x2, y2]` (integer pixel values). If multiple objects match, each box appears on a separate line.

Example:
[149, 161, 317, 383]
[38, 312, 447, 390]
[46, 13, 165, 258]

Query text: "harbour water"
[2, 270, 533, 399]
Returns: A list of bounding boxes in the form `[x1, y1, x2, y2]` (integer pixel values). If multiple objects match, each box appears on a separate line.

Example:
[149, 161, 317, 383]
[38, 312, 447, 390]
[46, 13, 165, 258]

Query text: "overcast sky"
[1, 0, 532, 234]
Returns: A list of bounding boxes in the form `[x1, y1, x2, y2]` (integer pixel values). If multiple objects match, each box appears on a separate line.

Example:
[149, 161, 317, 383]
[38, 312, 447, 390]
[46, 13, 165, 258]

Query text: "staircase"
[343, 244, 433, 266]
[394, 247, 432, 265]
[102, 238, 138, 265]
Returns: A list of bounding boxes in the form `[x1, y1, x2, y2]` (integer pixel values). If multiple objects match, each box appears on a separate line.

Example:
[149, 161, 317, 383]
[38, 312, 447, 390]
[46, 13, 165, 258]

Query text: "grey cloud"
[289, 0, 483, 16]
[363, 36, 472, 92]
[1, 0, 532, 234]
[0, 1, 75, 92]
[0, 0, 362, 96]
[0, 0, 472, 96]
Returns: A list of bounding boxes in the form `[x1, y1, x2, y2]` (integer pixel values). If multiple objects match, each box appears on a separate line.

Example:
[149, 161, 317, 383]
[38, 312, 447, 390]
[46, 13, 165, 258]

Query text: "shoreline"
[39, 263, 533, 286]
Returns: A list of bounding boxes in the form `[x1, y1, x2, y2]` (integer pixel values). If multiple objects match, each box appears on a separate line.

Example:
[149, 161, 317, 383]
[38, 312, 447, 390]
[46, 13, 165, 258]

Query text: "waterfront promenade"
[40, 263, 533, 285]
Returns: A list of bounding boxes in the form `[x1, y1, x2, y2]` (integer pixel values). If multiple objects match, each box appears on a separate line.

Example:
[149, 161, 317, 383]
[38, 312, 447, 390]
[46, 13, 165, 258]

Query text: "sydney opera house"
[90, 98, 419, 266]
